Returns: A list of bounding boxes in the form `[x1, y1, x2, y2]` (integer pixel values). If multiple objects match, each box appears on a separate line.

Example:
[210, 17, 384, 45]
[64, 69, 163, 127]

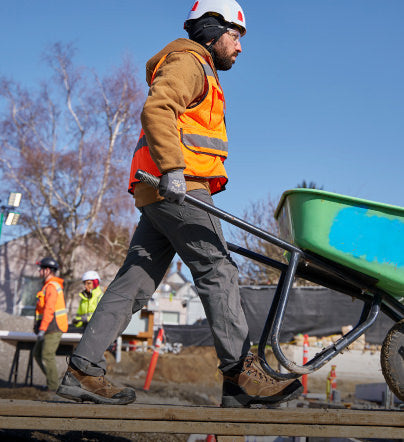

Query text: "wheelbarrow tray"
[275, 189, 404, 300]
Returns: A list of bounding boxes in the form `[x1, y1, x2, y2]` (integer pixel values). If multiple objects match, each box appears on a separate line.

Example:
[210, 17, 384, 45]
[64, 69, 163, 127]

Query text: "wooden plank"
[0, 400, 402, 427]
[0, 417, 403, 438]
[1, 400, 402, 439]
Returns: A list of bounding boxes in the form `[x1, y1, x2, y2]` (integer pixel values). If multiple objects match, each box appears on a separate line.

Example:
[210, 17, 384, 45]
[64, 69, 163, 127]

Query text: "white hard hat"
[185, 0, 246, 36]
[82, 270, 100, 282]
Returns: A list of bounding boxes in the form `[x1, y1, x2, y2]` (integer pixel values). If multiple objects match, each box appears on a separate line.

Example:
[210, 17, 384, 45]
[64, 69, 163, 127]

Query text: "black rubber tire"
[381, 319, 404, 401]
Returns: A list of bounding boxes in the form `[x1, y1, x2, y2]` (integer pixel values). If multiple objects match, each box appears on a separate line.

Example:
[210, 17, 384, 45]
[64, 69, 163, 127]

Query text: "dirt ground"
[0, 346, 223, 404]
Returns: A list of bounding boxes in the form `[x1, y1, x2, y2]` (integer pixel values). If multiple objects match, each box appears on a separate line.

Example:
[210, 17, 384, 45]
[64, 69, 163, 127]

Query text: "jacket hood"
[145, 38, 214, 86]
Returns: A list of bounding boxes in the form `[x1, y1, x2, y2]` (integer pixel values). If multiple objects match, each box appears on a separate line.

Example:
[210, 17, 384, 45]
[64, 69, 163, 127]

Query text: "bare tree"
[0, 43, 144, 279]
[231, 195, 285, 285]
[297, 180, 324, 190]
[231, 194, 316, 286]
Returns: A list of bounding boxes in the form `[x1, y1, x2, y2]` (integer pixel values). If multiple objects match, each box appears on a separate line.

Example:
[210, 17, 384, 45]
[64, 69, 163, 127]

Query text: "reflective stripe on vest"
[36, 309, 67, 322]
[181, 131, 228, 154]
[128, 49, 228, 196]
[133, 131, 228, 157]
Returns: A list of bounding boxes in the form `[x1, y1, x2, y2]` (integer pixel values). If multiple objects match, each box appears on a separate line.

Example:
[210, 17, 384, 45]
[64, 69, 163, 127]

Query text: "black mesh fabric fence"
[164, 286, 396, 346]
[164, 323, 214, 347]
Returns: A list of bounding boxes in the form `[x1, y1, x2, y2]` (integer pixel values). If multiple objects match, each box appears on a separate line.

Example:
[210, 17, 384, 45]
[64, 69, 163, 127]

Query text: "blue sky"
[1, 0, 403, 250]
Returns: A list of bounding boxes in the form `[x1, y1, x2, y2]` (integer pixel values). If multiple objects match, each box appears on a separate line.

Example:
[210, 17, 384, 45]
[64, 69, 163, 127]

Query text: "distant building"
[117, 261, 205, 344]
[148, 261, 204, 326]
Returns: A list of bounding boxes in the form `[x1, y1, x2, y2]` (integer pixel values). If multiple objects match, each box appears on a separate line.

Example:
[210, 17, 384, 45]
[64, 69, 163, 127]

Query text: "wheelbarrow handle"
[135, 170, 160, 189]
[134, 170, 300, 254]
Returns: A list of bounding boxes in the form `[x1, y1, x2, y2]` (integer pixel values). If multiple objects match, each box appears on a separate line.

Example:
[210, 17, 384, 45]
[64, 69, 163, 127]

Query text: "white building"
[147, 261, 204, 327]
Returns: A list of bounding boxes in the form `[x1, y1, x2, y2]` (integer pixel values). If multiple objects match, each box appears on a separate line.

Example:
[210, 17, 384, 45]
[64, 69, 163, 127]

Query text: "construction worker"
[33, 257, 68, 391]
[57, 0, 303, 406]
[72, 271, 103, 329]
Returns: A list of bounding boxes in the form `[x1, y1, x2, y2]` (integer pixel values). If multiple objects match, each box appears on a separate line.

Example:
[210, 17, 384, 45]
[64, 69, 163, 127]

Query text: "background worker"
[33, 257, 68, 392]
[72, 271, 103, 329]
[57, 0, 302, 407]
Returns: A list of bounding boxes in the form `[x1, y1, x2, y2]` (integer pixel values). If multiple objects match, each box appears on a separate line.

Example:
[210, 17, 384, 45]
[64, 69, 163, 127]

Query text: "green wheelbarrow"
[136, 171, 404, 402]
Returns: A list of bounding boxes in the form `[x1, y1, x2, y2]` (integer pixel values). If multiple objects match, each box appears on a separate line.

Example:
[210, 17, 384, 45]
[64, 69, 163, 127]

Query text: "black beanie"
[185, 15, 228, 47]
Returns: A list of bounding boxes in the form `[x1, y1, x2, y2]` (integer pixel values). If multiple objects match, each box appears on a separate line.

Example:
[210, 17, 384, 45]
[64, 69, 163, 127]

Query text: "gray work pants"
[71, 189, 250, 376]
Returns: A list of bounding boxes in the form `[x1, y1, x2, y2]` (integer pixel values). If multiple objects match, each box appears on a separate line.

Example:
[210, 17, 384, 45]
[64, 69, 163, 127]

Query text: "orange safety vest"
[35, 277, 68, 333]
[128, 50, 228, 196]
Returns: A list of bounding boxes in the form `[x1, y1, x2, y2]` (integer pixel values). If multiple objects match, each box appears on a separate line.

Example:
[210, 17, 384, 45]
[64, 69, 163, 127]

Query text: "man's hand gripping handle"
[136, 169, 186, 204]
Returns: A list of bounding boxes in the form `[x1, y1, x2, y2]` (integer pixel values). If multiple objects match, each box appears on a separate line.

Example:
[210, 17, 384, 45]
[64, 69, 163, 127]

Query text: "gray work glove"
[81, 314, 89, 323]
[158, 169, 186, 204]
[37, 330, 45, 341]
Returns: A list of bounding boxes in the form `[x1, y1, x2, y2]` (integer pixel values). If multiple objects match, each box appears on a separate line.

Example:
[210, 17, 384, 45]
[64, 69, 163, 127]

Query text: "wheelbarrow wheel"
[381, 319, 404, 401]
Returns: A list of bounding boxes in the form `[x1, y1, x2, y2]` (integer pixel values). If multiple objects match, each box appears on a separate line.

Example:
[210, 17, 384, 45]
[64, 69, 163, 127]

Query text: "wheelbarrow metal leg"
[258, 271, 301, 380]
[263, 292, 382, 377]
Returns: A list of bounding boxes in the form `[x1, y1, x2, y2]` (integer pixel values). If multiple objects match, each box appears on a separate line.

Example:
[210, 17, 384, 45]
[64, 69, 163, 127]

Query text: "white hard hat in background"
[185, 0, 246, 36]
[82, 270, 100, 282]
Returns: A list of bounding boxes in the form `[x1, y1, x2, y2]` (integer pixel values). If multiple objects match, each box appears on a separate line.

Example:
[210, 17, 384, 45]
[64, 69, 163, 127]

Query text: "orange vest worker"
[128, 50, 228, 196]
[35, 276, 68, 333]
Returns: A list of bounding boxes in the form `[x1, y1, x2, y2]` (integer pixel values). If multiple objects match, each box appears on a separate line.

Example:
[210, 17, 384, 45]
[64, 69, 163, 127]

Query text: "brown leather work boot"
[221, 353, 303, 408]
[56, 365, 136, 405]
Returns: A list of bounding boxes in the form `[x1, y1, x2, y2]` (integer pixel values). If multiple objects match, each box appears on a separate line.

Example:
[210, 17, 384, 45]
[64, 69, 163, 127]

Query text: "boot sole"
[221, 380, 303, 408]
[56, 385, 136, 405]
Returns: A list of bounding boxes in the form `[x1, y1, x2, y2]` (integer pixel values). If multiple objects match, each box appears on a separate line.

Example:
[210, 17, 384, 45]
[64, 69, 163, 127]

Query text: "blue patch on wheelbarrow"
[329, 206, 404, 267]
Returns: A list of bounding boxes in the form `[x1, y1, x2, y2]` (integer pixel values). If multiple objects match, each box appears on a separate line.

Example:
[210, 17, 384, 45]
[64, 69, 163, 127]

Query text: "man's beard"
[211, 47, 235, 71]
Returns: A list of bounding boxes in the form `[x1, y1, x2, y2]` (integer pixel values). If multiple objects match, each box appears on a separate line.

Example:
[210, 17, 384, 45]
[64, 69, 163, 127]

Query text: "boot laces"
[243, 354, 275, 383]
[97, 375, 112, 389]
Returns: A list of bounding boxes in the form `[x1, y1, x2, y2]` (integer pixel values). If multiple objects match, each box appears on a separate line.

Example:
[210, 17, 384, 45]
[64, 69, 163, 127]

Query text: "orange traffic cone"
[143, 328, 164, 391]
[330, 365, 337, 401]
[302, 334, 309, 395]
[326, 364, 337, 401]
